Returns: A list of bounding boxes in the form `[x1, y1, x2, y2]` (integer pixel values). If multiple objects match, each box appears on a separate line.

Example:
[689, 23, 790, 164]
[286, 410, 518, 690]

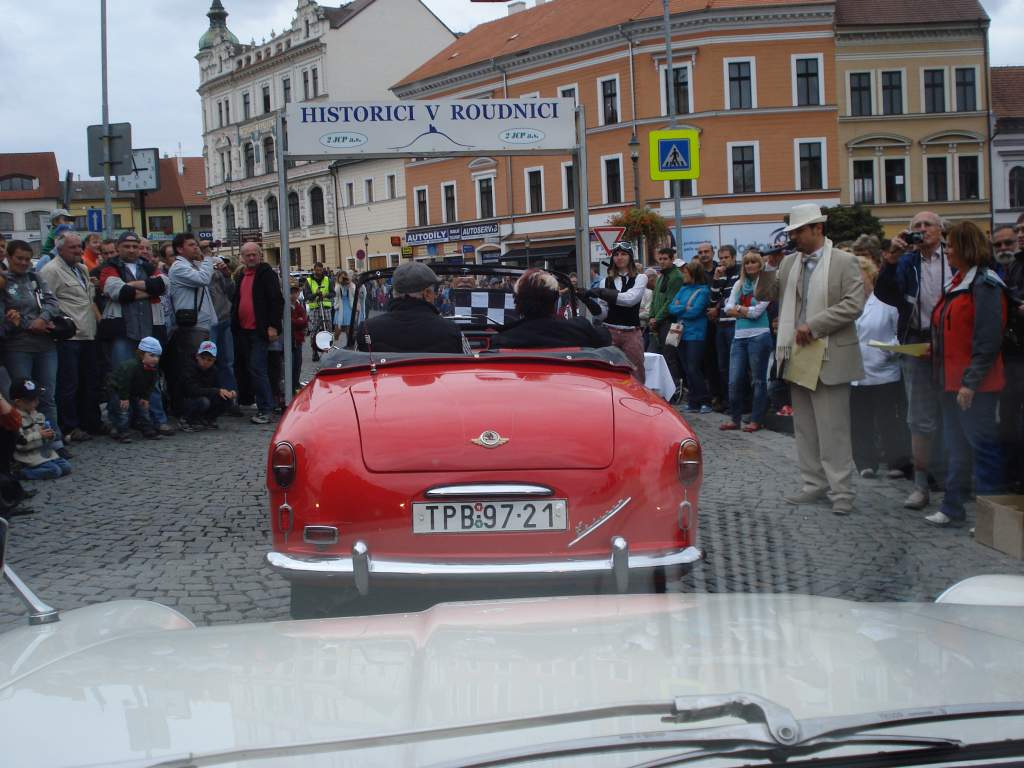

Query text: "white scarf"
[777, 238, 833, 362]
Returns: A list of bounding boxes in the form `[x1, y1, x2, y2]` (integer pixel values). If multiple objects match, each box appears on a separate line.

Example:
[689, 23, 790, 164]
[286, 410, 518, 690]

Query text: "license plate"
[412, 500, 568, 534]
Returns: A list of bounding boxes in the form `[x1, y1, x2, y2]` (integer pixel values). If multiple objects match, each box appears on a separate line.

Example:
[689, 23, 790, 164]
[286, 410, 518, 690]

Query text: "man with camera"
[874, 211, 946, 510]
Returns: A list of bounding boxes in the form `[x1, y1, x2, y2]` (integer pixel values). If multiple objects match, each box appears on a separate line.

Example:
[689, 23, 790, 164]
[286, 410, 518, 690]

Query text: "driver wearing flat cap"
[356, 262, 463, 353]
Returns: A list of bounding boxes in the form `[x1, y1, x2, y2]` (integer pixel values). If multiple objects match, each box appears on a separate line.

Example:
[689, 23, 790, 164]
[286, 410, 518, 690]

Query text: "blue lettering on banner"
[406, 222, 500, 245]
[299, 102, 561, 125]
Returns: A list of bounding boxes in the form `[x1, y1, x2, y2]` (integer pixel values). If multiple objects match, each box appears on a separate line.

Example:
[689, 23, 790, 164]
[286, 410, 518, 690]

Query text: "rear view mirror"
[314, 330, 334, 353]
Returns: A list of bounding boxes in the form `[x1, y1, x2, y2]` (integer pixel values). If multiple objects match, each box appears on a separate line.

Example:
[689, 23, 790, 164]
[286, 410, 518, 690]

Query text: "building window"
[365, 178, 374, 204]
[246, 200, 259, 229]
[288, 192, 300, 229]
[304, 18, 310, 38]
[958, 155, 980, 200]
[853, 160, 875, 204]
[849, 73, 872, 116]
[386, 174, 397, 199]
[797, 140, 824, 191]
[312, 67, 319, 97]
[598, 77, 619, 125]
[603, 156, 622, 204]
[881, 71, 903, 115]
[0, 212, 12, 230]
[524, 169, 543, 213]
[730, 144, 757, 193]
[263, 136, 275, 172]
[442, 182, 456, 222]
[302, 71, 310, 100]
[148, 215, 174, 234]
[663, 65, 690, 115]
[199, 213, 213, 228]
[345, 181, 354, 207]
[955, 68, 977, 112]
[884, 158, 907, 203]
[0, 175, 35, 191]
[266, 195, 279, 232]
[1011, 166, 1024, 208]
[415, 187, 428, 226]
[927, 156, 949, 201]
[283, 77, 291, 104]
[726, 60, 754, 109]
[477, 177, 494, 219]
[224, 99, 230, 124]
[242, 92, 251, 120]
[924, 69, 945, 113]
[559, 85, 577, 105]
[224, 203, 236, 231]
[24, 211, 46, 230]
[244, 142, 256, 178]
[262, 85, 271, 114]
[217, 101, 224, 127]
[563, 163, 575, 210]
[309, 186, 325, 225]
[794, 56, 821, 106]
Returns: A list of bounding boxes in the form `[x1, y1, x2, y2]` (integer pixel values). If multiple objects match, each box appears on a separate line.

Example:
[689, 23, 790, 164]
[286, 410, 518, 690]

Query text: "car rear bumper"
[266, 537, 705, 596]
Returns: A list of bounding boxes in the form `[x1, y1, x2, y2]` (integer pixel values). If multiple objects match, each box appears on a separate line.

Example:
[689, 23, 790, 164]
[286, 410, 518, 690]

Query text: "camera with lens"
[902, 231, 925, 247]
[212, 239, 222, 249]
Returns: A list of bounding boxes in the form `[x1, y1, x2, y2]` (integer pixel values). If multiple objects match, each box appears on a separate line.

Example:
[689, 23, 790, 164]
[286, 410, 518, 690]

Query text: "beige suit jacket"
[755, 241, 866, 385]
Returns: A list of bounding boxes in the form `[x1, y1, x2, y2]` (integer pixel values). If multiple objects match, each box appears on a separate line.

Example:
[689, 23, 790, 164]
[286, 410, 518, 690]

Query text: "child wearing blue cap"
[107, 337, 163, 442]
[178, 340, 237, 432]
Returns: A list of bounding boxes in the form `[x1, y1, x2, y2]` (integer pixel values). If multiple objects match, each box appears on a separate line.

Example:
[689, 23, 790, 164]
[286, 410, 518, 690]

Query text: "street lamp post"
[629, 132, 641, 209]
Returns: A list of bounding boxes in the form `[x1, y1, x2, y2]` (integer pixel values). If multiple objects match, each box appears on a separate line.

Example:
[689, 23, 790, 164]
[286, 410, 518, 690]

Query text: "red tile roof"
[144, 157, 208, 208]
[394, 0, 829, 88]
[992, 66, 1024, 120]
[0, 153, 60, 201]
[835, 0, 987, 25]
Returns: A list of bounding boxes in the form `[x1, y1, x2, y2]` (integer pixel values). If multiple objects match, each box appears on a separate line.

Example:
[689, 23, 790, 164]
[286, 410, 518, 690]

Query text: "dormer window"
[0, 175, 37, 192]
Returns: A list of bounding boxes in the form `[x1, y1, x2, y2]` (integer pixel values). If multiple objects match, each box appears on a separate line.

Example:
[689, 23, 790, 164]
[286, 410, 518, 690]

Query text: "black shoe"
[201, 418, 220, 430]
[110, 430, 133, 444]
[56, 447, 73, 460]
[142, 427, 160, 439]
[178, 418, 200, 433]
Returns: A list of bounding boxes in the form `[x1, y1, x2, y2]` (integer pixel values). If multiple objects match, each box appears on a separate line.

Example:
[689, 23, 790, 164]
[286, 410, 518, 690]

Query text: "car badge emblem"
[472, 430, 509, 449]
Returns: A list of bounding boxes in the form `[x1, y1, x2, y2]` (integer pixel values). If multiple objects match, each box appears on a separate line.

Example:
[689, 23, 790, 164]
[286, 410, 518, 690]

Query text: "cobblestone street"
[2, 362, 1022, 631]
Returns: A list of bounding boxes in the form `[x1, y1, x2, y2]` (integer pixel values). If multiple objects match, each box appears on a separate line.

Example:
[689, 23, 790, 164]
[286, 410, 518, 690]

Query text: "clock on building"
[117, 148, 160, 192]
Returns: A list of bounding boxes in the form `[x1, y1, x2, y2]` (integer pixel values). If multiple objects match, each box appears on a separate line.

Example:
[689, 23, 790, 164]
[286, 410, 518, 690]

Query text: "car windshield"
[2, 1, 1023, 767]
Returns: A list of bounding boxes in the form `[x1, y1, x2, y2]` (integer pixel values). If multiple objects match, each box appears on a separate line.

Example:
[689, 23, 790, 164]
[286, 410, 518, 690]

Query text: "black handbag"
[175, 286, 204, 328]
[30, 273, 77, 341]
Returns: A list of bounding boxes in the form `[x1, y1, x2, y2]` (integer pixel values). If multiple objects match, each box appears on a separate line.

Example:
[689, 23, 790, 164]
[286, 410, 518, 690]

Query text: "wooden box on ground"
[976, 495, 1024, 560]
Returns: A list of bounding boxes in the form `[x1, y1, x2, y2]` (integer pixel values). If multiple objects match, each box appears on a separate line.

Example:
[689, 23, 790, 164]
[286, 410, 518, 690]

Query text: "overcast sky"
[2, 0, 1021, 180]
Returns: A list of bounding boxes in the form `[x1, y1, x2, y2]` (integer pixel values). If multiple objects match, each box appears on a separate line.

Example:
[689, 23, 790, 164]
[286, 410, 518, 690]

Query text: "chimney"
[508, 1, 526, 14]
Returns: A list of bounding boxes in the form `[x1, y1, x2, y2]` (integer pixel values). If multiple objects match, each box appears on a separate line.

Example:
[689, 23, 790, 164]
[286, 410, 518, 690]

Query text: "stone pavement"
[1, 372, 1022, 631]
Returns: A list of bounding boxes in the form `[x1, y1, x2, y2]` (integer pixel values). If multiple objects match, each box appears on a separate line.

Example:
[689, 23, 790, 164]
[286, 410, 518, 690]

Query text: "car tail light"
[677, 439, 702, 484]
[272, 442, 296, 488]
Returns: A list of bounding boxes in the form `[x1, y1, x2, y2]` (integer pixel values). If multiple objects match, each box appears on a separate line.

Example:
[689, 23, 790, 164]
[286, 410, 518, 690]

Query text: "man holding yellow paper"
[757, 204, 866, 515]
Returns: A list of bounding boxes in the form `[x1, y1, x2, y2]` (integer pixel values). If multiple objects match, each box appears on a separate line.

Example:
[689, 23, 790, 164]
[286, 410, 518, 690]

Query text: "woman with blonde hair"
[721, 250, 772, 431]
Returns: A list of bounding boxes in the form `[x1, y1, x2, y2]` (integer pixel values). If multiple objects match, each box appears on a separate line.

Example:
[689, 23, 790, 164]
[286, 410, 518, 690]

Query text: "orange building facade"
[392, 0, 843, 267]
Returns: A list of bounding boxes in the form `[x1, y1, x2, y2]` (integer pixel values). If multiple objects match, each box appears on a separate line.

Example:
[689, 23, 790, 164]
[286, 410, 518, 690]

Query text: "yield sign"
[592, 226, 626, 258]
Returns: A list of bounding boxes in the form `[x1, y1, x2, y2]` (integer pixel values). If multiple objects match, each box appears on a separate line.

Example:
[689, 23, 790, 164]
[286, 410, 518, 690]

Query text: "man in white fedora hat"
[756, 203, 866, 514]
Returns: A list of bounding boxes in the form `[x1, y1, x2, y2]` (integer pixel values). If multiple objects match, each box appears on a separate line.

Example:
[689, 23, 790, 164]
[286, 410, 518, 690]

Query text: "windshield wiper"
[144, 694, 1024, 768]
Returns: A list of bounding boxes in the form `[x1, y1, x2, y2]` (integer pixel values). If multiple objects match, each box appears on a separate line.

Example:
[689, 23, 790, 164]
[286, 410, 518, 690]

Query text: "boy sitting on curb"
[108, 337, 163, 442]
[179, 340, 236, 432]
[12, 378, 71, 481]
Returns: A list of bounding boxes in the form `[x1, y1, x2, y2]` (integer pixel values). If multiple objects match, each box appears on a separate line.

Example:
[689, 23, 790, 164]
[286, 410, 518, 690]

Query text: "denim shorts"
[901, 353, 939, 435]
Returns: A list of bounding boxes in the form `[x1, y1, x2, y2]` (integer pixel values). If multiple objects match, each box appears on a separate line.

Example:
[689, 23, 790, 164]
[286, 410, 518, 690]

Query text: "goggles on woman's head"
[610, 241, 634, 255]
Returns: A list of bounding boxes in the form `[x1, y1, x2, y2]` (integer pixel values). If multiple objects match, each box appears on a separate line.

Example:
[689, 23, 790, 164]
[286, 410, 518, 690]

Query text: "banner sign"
[287, 100, 576, 157]
[405, 221, 499, 246]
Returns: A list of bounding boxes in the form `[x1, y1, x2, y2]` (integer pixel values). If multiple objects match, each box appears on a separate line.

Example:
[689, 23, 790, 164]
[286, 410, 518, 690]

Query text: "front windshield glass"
[2, 1, 1023, 766]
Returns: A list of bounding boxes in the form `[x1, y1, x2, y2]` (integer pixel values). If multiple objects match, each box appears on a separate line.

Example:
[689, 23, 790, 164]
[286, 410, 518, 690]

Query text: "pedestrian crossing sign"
[649, 128, 700, 181]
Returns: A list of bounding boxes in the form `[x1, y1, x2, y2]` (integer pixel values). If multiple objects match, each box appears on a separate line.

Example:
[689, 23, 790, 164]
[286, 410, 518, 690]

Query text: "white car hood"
[1, 593, 1023, 768]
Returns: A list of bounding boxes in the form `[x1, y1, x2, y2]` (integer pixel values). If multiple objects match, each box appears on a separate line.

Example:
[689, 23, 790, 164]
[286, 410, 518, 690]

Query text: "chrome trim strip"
[266, 546, 704, 578]
[424, 483, 554, 498]
[567, 497, 631, 548]
[303, 525, 339, 545]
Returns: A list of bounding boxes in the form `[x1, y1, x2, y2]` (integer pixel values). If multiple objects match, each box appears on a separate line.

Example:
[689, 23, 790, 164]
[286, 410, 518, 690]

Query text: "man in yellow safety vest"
[304, 261, 335, 361]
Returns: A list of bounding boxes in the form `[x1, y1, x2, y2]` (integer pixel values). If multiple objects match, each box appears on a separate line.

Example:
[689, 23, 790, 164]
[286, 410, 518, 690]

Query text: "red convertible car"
[266, 266, 703, 617]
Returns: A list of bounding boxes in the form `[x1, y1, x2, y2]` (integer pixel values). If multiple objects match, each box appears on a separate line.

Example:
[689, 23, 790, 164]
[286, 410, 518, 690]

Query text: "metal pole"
[276, 113, 293, 403]
[100, 0, 113, 239]
[663, 0, 683, 258]
[139, 191, 148, 236]
[574, 105, 590, 283]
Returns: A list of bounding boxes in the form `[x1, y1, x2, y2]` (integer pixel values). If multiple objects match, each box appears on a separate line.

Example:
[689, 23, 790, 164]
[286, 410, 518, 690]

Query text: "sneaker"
[178, 419, 200, 433]
[67, 428, 92, 443]
[142, 427, 160, 439]
[742, 422, 762, 433]
[683, 405, 701, 413]
[903, 488, 930, 510]
[110, 430, 133, 444]
[157, 423, 176, 436]
[924, 510, 963, 528]
[741, 413, 753, 424]
[719, 422, 740, 431]
[783, 488, 828, 505]
[201, 418, 220, 430]
[832, 500, 854, 516]
[251, 412, 271, 425]
[699, 405, 714, 414]
[885, 469, 906, 479]
[860, 468, 877, 479]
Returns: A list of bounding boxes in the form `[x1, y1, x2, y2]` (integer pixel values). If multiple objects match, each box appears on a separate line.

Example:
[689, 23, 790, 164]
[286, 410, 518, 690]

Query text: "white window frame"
[363, 177, 374, 204]
[923, 153, 953, 203]
[523, 166, 545, 214]
[723, 56, 758, 110]
[413, 184, 429, 226]
[726, 141, 761, 194]
[345, 181, 354, 207]
[791, 53, 825, 107]
[793, 137, 828, 192]
[953, 65, 981, 113]
[882, 155, 911, 204]
[474, 173, 496, 220]
[849, 156, 878, 205]
[662, 179, 698, 198]
[658, 62, 695, 117]
[954, 151, 984, 201]
[561, 161, 574, 210]
[519, 91, 540, 99]
[386, 173, 397, 199]
[558, 83, 579, 106]
[920, 66, 950, 115]
[596, 74, 621, 126]
[600, 153, 624, 205]
[846, 69, 875, 117]
[878, 68, 908, 116]
[441, 180, 458, 223]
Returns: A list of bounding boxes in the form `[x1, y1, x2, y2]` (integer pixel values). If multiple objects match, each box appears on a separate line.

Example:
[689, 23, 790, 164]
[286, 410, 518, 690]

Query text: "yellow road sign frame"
[649, 129, 700, 181]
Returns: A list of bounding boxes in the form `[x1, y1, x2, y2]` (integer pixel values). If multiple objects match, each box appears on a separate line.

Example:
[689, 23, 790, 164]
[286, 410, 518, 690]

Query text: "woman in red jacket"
[926, 221, 1008, 527]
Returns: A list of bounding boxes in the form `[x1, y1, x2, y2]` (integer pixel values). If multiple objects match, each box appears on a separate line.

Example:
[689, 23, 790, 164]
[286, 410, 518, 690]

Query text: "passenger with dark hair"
[492, 269, 611, 350]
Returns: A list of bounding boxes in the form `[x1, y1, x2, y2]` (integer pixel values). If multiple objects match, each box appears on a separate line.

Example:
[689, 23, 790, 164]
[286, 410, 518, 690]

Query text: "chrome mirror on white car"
[0, 517, 60, 626]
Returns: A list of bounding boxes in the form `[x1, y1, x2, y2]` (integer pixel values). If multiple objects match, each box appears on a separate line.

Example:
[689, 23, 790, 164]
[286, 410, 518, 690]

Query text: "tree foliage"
[608, 207, 669, 259]
[821, 204, 884, 244]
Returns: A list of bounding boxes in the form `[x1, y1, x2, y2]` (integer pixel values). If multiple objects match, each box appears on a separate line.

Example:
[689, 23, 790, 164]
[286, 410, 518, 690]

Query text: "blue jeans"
[729, 333, 773, 425]
[211, 320, 238, 391]
[677, 338, 708, 409]
[940, 392, 1003, 521]
[240, 330, 274, 413]
[716, 321, 735, 405]
[19, 457, 71, 480]
[5, 346, 62, 448]
[110, 337, 166, 426]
